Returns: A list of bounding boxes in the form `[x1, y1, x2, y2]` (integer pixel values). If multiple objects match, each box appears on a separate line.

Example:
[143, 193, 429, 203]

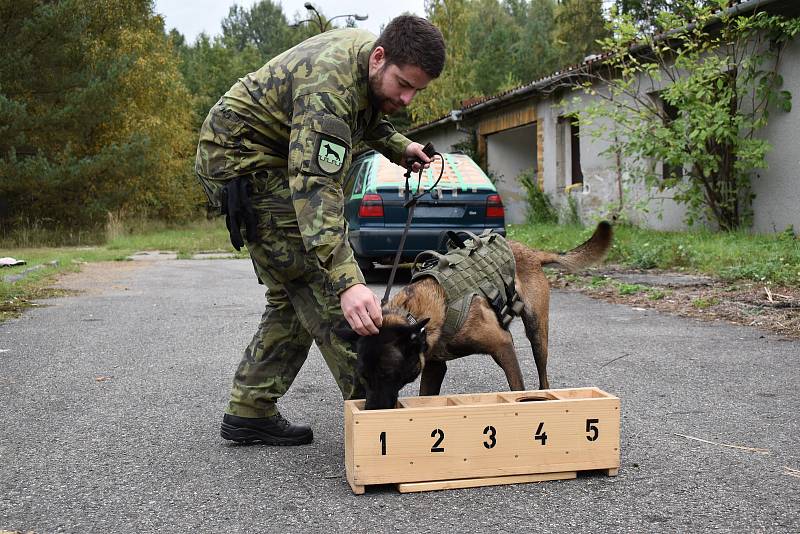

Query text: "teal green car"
[343, 150, 506, 271]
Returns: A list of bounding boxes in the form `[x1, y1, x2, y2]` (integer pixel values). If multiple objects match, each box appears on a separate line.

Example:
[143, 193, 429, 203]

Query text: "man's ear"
[334, 325, 361, 342]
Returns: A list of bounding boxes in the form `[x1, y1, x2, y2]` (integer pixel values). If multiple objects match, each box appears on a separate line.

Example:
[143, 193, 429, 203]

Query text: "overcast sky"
[154, 0, 428, 44]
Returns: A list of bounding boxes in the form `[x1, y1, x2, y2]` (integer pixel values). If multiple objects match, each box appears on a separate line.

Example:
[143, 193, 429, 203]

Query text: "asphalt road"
[1, 258, 798, 533]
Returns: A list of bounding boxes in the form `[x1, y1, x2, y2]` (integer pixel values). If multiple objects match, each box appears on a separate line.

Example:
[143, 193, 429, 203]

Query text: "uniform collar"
[356, 42, 372, 112]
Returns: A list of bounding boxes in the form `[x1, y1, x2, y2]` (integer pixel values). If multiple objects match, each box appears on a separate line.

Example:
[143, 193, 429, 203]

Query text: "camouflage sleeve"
[363, 117, 412, 164]
[288, 92, 365, 295]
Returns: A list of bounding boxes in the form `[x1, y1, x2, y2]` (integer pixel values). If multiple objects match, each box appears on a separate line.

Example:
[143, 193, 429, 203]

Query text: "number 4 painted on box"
[534, 422, 547, 445]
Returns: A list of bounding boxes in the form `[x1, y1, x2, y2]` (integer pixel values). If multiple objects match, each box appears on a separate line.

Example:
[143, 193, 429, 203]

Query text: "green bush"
[519, 169, 558, 224]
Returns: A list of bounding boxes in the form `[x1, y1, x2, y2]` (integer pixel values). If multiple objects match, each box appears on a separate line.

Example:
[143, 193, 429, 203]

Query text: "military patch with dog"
[317, 138, 347, 174]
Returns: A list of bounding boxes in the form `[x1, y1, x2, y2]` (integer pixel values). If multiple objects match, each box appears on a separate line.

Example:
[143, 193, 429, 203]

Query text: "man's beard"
[368, 67, 399, 115]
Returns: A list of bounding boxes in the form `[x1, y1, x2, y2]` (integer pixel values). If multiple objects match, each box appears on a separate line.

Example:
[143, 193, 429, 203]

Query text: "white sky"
[154, 0, 428, 44]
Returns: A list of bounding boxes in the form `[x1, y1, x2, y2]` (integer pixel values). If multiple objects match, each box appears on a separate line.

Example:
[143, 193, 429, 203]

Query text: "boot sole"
[220, 422, 313, 446]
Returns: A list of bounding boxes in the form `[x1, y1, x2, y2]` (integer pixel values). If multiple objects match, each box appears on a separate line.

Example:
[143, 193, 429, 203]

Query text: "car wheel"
[355, 255, 375, 273]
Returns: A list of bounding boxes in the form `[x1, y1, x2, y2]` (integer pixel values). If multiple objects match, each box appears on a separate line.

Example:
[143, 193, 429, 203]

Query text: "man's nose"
[400, 89, 415, 106]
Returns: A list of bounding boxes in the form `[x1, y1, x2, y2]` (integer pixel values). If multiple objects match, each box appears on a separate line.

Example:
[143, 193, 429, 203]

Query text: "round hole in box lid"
[515, 394, 552, 402]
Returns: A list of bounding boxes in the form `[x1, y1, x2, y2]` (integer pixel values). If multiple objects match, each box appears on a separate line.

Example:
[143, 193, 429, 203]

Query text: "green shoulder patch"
[317, 138, 347, 174]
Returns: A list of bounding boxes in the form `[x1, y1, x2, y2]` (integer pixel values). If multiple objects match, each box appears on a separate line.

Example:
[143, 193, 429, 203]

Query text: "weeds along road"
[1, 258, 798, 533]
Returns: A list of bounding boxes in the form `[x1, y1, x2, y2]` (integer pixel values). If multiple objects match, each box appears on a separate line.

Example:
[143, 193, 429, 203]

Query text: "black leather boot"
[220, 413, 313, 445]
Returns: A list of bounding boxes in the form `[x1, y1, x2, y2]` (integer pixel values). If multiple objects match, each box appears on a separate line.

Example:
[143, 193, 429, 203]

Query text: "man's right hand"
[340, 284, 382, 336]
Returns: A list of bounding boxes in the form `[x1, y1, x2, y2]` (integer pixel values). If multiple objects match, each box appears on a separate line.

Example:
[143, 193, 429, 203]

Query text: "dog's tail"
[536, 221, 613, 272]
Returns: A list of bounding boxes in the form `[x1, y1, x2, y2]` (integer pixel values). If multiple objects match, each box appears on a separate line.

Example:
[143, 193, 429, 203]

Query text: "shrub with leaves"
[572, 0, 800, 231]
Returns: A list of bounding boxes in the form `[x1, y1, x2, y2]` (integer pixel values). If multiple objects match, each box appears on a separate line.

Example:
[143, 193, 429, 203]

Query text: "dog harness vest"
[411, 230, 524, 339]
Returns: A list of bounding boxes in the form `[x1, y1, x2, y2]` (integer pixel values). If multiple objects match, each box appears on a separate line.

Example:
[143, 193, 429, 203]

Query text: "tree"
[510, 0, 560, 83]
[553, 0, 609, 65]
[409, 0, 475, 123]
[221, 0, 303, 57]
[572, 0, 800, 230]
[0, 0, 199, 231]
[173, 31, 263, 128]
[467, 0, 520, 96]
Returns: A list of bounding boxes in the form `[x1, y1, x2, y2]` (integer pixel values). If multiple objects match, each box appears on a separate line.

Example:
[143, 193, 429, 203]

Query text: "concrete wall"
[412, 125, 470, 154]
[549, 89, 691, 230]
[752, 37, 800, 233]
[485, 124, 538, 223]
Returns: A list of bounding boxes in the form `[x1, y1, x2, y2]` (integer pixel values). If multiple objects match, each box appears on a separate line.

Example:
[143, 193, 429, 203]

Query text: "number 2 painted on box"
[431, 429, 445, 452]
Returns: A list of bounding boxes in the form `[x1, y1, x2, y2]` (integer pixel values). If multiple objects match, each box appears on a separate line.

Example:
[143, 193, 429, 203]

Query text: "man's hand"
[340, 284, 383, 336]
[403, 142, 432, 173]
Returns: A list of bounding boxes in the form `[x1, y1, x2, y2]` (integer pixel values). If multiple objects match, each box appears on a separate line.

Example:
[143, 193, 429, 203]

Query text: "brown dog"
[337, 222, 613, 409]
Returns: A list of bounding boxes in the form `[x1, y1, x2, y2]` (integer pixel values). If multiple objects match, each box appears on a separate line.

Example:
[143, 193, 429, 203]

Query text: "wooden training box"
[344, 387, 620, 494]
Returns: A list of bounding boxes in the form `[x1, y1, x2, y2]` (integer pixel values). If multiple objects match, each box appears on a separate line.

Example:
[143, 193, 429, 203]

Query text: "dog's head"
[336, 317, 430, 410]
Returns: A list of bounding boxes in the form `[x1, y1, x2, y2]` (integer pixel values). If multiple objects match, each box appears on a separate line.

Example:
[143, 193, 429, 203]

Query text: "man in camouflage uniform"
[195, 16, 446, 445]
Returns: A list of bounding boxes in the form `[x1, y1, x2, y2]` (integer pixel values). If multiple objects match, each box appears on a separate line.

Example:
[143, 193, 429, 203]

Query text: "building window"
[649, 92, 684, 181]
[570, 119, 583, 185]
[660, 99, 683, 181]
[557, 116, 583, 190]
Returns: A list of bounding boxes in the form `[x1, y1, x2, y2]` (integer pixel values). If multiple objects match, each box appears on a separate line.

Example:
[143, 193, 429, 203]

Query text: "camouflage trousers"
[223, 169, 366, 418]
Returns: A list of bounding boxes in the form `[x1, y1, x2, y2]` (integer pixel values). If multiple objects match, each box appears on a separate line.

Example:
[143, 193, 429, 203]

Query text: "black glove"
[220, 177, 259, 251]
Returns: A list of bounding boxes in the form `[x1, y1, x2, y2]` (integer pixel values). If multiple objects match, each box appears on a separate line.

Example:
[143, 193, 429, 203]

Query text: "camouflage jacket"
[195, 29, 411, 294]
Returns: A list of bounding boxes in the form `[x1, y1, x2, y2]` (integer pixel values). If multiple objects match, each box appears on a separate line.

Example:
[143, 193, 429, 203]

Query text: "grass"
[0, 218, 241, 320]
[1, 218, 798, 322]
[506, 222, 800, 288]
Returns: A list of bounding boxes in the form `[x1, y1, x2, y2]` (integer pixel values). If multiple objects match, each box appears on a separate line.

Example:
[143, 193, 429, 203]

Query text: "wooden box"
[344, 387, 620, 494]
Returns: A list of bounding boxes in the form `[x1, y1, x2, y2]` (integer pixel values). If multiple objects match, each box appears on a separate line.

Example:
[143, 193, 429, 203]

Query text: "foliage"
[553, 0, 610, 65]
[172, 32, 263, 128]
[221, 1, 304, 56]
[0, 0, 200, 231]
[507, 222, 800, 287]
[518, 168, 558, 224]
[411, 0, 475, 122]
[571, 0, 800, 231]
[411, 0, 590, 123]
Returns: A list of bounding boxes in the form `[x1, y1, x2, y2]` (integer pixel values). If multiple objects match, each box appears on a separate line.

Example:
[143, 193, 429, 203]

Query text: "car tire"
[355, 255, 375, 273]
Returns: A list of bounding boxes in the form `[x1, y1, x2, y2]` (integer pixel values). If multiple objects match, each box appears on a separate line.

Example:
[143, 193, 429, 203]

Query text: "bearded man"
[195, 16, 445, 445]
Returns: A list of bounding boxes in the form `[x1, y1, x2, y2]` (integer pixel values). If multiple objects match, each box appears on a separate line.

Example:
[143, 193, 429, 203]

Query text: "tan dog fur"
[381, 222, 613, 396]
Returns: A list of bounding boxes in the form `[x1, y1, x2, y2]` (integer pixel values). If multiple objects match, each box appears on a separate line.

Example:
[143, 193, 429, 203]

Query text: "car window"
[343, 159, 366, 198]
[355, 159, 369, 196]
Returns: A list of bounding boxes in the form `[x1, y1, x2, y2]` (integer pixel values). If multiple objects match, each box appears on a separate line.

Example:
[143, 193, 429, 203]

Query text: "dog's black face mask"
[335, 318, 430, 410]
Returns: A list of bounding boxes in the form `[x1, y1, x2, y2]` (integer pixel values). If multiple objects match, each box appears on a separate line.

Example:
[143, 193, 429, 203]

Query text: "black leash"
[381, 143, 443, 306]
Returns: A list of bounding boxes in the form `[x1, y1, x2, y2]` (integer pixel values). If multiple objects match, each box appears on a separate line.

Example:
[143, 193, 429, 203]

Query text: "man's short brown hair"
[373, 15, 445, 78]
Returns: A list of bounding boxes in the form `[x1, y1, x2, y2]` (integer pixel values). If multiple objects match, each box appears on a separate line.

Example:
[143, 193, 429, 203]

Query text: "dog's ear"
[408, 317, 430, 341]
[414, 317, 430, 334]
[334, 324, 361, 342]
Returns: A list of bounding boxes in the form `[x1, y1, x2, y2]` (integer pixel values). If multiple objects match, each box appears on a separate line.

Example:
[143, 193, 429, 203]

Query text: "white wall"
[485, 124, 538, 223]
[752, 37, 800, 233]
[411, 125, 470, 155]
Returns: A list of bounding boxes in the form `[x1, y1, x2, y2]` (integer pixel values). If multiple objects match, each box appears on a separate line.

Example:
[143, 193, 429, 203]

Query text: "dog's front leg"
[419, 360, 447, 396]
[490, 341, 526, 391]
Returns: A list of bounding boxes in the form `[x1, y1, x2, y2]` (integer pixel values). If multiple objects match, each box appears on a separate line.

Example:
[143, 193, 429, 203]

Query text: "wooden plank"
[397, 471, 577, 493]
[345, 388, 621, 491]
[348, 478, 366, 495]
[344, 401, 360, 493]
[478, 106, 537, 136]
[350, 391, 620, 485]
